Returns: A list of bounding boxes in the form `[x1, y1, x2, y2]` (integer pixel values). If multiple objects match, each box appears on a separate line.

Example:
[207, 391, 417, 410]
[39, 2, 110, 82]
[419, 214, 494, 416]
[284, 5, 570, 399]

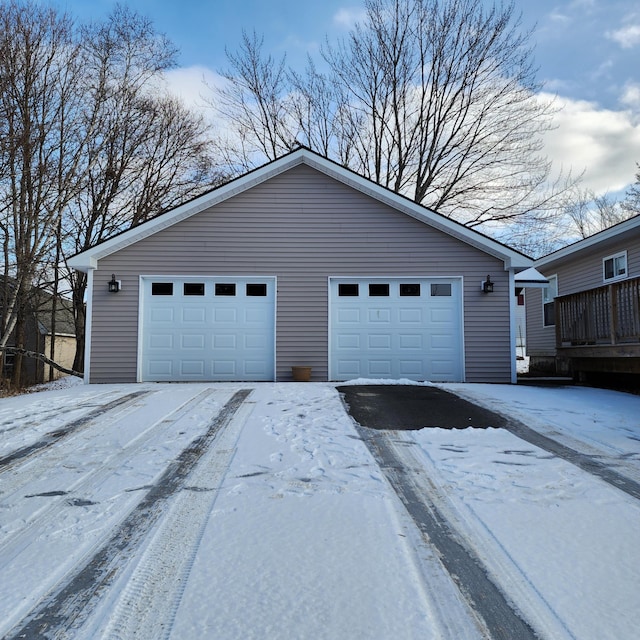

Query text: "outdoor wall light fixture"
[481, 275, 494, 293]
[108, 274, 120, 293]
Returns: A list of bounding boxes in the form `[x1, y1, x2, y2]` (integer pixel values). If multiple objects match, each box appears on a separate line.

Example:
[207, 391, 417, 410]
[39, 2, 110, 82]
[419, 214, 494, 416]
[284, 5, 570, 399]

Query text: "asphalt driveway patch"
[337, 385, 509, 430]
[339, 384, 640, 501]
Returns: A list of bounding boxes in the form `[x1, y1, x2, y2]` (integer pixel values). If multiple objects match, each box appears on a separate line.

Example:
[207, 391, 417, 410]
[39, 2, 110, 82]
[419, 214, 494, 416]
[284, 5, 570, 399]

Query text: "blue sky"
[52, 0, 640, 195]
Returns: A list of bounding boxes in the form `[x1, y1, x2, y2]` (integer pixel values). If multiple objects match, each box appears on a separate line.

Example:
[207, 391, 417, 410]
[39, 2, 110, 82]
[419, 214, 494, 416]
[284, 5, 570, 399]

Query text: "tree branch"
[0, 345, 82, 378]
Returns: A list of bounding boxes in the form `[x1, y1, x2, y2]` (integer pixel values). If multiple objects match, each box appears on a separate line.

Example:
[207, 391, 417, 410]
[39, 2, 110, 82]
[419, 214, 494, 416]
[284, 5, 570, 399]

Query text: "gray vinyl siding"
[526, 232, 640, 356]
[89, 164, 511, 383]
[549, 237, 640, 295]
[525, 289, 556, 356]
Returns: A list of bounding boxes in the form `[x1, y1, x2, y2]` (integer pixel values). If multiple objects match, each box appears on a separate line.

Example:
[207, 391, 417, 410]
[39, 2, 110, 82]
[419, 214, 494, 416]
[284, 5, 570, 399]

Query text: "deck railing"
[556, 276, 640, 348]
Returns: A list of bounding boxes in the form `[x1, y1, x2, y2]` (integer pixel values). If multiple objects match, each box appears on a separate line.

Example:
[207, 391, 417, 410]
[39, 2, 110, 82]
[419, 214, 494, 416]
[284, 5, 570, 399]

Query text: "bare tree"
[622, 163, 640, 216]
[288, 57, 346, 159]
[560, 186, 634, 240]
[327, 0, 568, 227]
[0, 3, 221, 382]
[0, 1, 88, 384]
[211, 0, 568, 234]
[490, 169, 640, 258]
[59, 7, 220, 373]
[212, 30, 294, 169]
[129, 96, 218, 225]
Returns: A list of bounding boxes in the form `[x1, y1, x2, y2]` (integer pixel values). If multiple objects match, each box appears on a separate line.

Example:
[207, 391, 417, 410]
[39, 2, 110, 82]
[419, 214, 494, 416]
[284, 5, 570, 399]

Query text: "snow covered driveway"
[0, 381, 639, 639]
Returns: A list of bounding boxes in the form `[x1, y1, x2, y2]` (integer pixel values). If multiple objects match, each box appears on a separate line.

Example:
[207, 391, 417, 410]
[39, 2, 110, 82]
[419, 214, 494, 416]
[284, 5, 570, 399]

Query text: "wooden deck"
[555, 276, 640, 374]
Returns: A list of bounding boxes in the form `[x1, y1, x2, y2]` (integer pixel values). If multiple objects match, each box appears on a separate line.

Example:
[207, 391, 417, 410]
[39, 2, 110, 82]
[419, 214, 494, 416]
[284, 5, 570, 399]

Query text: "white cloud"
[569, 0, 595, 8]
[333, 7, 367, 29]
[162, 66, 229, 117]
[150, 67, 640, 199]
[547, 0, 596, 26]
[541, 93, 640, 194]
[606, 23, 640, 48]
[548, 9, 571, 24]
[621, 82, 640, 111]
[279, 34, 320, 59]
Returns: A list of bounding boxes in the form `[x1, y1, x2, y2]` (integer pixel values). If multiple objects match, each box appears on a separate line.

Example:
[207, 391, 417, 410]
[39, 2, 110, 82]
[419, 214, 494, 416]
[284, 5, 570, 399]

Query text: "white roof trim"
[535, 214, 640, 268]
[68, 148, 532, 272]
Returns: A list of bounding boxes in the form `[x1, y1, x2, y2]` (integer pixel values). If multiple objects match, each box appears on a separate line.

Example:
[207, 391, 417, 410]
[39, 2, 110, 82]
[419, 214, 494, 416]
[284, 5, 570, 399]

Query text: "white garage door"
[140, 276, 275, 381]
[330, 277, 463, 382]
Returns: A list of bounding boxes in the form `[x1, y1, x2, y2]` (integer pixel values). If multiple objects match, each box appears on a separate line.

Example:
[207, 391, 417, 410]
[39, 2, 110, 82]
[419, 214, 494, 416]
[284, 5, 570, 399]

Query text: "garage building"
[69, 148, 532, 383]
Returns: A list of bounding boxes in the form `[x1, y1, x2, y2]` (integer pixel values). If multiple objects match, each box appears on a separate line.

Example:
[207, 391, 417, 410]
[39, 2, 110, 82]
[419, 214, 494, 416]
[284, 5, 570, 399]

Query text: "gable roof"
[35, 295, 76, 336]
[68, 147, 532, 272]
[514, 267, 549, 287]
[535, 214, 640, 269]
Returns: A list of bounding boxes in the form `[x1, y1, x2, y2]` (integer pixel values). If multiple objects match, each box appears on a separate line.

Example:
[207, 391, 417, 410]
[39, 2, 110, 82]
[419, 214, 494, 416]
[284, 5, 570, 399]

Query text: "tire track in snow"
[91, 398, 257, 640]
[4, 388, 252, 640]
[0, 388, 220, 574]
[0, 390, 151, 469]
[441, 386, 640, 493]
[0, 389, 116, 437]
[355, 425, 540, 640]
[504, 418, 640, 501]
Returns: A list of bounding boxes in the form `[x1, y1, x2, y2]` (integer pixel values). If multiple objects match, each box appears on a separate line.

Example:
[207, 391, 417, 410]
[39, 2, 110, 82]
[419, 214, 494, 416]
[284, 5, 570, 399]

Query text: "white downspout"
[508, 269, 517, 384]
[83, 268, 94, 384]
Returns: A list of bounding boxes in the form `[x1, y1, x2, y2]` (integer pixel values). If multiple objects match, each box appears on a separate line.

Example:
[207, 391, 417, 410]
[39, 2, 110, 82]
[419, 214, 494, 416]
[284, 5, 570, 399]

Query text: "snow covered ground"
[0, 380, 639, 639]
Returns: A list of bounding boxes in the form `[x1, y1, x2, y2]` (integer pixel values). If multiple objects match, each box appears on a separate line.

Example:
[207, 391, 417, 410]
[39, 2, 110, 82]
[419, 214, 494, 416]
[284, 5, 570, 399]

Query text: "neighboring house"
[525, 215, 640, 379]
[1, 282, 76, 385]
[68, 148, 533, 384]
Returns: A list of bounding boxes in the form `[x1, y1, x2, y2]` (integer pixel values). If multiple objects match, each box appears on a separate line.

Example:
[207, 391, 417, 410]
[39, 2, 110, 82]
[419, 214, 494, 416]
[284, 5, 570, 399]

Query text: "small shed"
[1, 281, 76, 384]
[69, 148, 532, 383]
